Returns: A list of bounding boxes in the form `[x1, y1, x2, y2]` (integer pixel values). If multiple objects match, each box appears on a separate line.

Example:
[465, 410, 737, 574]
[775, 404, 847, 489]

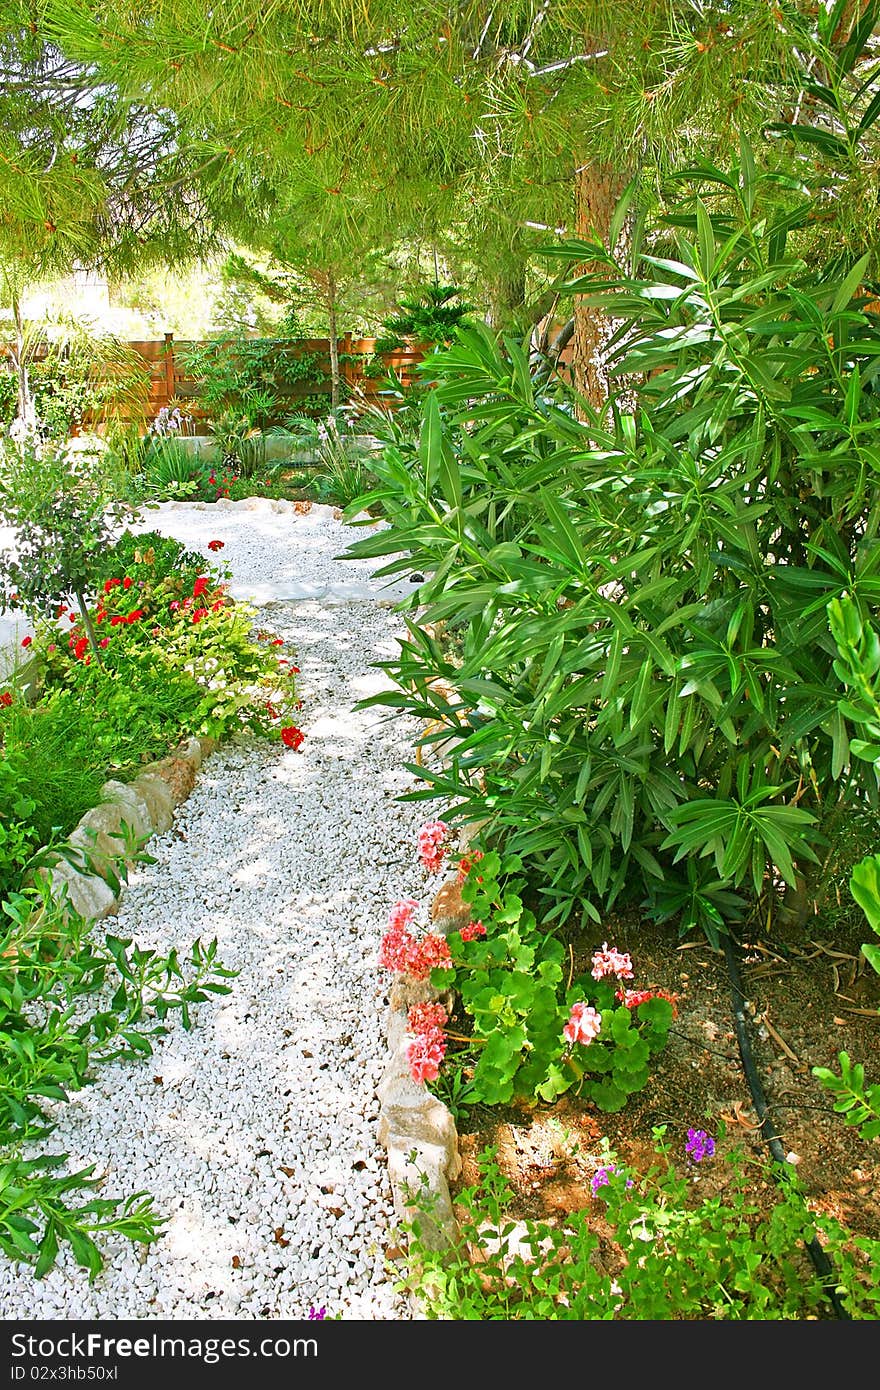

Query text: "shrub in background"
[0, 440, 133, 658]
[347, 150, 880, 939]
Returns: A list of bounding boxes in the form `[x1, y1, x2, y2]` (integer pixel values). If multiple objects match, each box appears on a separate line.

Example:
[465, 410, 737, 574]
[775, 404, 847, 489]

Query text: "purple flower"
[685, 1127, 715, 1163]
[590, 1164, 634, 1197]
[307, 1306, 327, 1320]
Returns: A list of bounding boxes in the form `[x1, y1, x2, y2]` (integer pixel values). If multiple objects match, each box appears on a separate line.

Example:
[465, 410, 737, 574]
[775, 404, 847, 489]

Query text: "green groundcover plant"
[400, 1131, 880, 1320]
[0, 527, 301, 899]
[346, 146, 880, 941]
[0, 877, 236, 1279]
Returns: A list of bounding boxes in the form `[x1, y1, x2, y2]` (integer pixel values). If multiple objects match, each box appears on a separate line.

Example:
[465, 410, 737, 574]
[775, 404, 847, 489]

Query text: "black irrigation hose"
[722, 932, 852, 1321]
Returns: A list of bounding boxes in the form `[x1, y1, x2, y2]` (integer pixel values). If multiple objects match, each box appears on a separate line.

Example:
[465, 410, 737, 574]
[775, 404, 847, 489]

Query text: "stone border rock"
[375, 871, 475, 1305]
[35, 734, 216, 920]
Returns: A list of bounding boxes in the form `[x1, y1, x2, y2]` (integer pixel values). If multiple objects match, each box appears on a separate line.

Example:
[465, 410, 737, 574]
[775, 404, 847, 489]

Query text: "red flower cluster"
[207, 539, 225, 551]
[590, 943, 634, 982]
[193, 576, 210, 599]
[280, 725, 305, 750]
[378, 902, 453, 981]
[456, 850, 485, 885]
[191, 607, 209, 625]
[0, 691, 11, 707]
[616, 986, 679, 1017]
[459, 919, 486, 942]
[109, 609, 145, 627]
[20, 636, 31, 649]
[405, 1002, 448, 1085]
[208, 471, 235, 499]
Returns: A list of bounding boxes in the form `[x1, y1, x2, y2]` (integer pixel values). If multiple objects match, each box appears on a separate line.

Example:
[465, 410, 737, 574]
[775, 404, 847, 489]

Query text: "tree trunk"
[327, 273, 340, 412]
[11, 294, 35, 434]
[571, 163, 625, 413]
[487, 232, 530, 333]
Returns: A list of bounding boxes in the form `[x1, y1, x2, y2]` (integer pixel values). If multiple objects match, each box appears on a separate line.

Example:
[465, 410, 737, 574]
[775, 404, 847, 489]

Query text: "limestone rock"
[142, 755, 197, 806]
[99, 781, 153, 842]
[377, 1068, 460, 1177]
[385, 1141, 458, 1249]
[36, 860, 118, 921]
[67, 802, 133, 878]
[174, 736, 204, 770]
[430, 879, 471, 933]
[388, 976, 443, 1014]
[386, 1009, 409, 1054]
[130, 773, 175, 833]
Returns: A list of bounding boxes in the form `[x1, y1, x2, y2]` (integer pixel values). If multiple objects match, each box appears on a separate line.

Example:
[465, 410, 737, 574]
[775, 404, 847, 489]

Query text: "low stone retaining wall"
[35, 735, 216, 921]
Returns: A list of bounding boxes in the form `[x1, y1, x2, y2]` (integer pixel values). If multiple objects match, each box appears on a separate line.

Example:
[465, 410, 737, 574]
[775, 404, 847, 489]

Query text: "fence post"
[163, 332, 175, 411]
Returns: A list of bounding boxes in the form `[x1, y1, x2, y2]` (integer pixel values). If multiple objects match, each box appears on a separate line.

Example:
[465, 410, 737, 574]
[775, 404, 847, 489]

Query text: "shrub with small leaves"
[0, 441, 132, 656]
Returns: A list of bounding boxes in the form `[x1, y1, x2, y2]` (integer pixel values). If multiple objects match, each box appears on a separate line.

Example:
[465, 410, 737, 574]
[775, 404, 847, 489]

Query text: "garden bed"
[442, 905, 880, 1316]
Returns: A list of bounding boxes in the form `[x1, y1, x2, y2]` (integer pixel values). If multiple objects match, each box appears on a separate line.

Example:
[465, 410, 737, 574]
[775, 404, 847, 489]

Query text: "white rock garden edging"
[37, 736, 216, 921]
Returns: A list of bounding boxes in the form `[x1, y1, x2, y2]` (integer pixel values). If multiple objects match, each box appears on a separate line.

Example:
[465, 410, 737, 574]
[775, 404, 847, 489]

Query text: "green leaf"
[832, 254, 871, 316]
[861, 942, 880, 976]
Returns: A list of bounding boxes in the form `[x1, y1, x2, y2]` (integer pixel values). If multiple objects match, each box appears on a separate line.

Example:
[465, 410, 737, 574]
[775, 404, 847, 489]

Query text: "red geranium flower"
[280, 725, 305, 750]
[191, 607, 208, 624]
[193, 576, 210, 599]
[0, 691, 12, 707]
[123, 576, 133, 590]
[103, 579, 120, 594]
[207, 539, 225, 551]
[73, 636, 89, 661]
[20, 636, 31, 648]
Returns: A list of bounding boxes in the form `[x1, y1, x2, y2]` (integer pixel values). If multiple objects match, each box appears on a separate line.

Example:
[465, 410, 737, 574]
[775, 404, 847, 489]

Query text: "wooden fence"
[133, 333, 426, 433]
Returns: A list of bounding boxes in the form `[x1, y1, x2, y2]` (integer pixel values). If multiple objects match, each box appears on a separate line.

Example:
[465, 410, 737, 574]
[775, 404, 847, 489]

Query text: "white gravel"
[0, 499, 438, 1321]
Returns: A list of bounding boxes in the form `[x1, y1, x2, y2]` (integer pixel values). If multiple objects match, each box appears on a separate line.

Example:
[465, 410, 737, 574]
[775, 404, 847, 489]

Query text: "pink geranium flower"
[590, 942, 634, 982]
[417, 820, 450, 873]
[563, 1002, 602, 1047]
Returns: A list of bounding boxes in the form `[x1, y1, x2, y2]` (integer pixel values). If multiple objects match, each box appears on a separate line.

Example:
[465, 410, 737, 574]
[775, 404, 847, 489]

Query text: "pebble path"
[0, 499, 436, 1320]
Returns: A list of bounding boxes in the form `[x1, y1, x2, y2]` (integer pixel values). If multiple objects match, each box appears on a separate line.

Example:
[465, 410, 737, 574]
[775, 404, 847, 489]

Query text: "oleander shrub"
[345, 153, 880, 939]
